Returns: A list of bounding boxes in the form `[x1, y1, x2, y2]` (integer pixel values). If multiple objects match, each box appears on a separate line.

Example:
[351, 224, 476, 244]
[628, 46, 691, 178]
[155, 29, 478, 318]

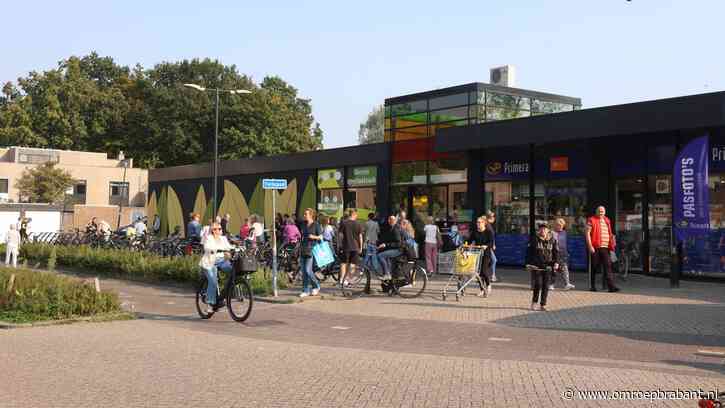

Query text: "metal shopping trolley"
[441, 246, 485, 301]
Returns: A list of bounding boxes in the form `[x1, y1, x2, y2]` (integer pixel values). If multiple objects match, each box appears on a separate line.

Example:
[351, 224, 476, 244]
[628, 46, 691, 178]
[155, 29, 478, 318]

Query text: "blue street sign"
[262, 179, 288, 190]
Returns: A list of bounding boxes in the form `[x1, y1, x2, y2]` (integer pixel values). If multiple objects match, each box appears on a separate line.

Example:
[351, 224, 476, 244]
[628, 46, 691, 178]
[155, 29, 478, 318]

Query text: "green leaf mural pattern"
[298, 177, 317, 218]
[192, 185, 207, 219]
[217, 180, 250, 235]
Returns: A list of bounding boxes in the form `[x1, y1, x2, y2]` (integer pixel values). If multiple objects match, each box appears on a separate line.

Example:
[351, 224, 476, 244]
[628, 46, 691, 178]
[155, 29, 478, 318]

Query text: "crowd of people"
[179, 204, 624, 307]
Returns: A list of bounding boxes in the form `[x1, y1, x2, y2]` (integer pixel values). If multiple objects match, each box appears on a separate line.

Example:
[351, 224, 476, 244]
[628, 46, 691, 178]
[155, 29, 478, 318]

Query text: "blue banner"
[673, 135, 710, 243]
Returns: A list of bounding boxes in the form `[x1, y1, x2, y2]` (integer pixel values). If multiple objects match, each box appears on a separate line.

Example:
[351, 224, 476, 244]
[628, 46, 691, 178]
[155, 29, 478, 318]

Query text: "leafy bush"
[0, 267, 123, 323]
[19, 243, 201, 284]
[16, 243, 287, 296]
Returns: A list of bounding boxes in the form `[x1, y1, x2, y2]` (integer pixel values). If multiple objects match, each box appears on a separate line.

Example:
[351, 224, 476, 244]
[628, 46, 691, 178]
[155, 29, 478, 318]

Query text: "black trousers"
[590, 248, 616, 289]
[531, 268, 551, 305]
[478, 254, 492, 288]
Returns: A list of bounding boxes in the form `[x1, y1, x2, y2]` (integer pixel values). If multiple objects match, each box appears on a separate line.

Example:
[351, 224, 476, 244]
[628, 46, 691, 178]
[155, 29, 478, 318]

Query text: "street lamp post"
[184, 83, 251, 217]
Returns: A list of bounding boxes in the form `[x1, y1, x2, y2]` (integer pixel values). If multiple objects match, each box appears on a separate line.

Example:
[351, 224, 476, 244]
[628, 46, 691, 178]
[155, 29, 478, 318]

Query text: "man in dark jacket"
[377, 215, 403, 280]
[526, 223, 559, 312]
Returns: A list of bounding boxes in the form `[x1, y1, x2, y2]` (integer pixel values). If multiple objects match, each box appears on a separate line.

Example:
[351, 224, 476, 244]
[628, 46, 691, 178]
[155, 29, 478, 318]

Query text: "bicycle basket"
[235, 254, 259, 273]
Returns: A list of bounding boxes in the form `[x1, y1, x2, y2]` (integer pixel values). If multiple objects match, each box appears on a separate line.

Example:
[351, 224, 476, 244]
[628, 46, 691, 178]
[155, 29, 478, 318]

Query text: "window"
[392, 162, 427, 185]
[391, 100, 427, 116]
[486, 92, 531, 111]
[486, 106, 530, 121]
[531, 100, 574, 115]
[109, 181, 129, 206]
[429, 106, 469, 124]
[74, 181, 87, 195]
[0, 179, 8, 194]
[394, 125, 428, 141]
[429, 93, 468, 110]
[393, 112, 427, 128]
[429, 157, 467, 184]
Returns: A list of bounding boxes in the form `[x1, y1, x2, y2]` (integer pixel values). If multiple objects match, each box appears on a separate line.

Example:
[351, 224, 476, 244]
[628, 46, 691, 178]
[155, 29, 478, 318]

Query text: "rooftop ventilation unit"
[490, 65, 516, 87]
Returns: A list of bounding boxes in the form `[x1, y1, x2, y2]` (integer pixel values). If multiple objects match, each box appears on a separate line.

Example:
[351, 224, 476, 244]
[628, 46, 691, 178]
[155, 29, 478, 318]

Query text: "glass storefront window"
[392, 162, 427, 185]
[485, 181, 530, 265]
[448, 184, 470, 222]
[534, 179, 587, 235]
[429, 158, 467, 184]
[615, 178, 645, 272]
[429, 93, 468, 110]
[318, 189, 343, 220]
[346, 187, 376, 221]
[648, 174, 672, 274]
[391, 186, 408, 217]
[430, 121, 468, 137]
[709, 174, 725, 274]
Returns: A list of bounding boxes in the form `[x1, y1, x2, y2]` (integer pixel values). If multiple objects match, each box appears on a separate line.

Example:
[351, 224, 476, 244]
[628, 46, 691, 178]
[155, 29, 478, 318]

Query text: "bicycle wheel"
[227, 275, 253, 322]
[397, 264, 427, 298]
[344, 264, 371, 296]
[195, 277, 214, 319]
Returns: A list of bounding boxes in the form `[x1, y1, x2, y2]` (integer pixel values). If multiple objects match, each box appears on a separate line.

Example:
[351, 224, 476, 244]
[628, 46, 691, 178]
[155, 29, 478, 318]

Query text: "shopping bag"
[455, 250, 479, 275]
[312, 241, 335, 268]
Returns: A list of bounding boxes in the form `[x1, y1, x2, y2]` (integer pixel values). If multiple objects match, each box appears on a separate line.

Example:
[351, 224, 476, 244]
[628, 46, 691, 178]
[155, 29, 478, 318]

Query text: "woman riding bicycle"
[199, 222, 233, 314]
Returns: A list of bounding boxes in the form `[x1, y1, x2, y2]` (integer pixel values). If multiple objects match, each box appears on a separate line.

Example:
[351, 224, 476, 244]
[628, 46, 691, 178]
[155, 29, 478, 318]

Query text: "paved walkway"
[1, 268, 724, 407]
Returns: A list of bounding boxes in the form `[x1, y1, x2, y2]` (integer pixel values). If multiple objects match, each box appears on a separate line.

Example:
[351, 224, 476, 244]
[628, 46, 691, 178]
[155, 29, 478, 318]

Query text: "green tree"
[358, 105, 384, 144]
[14, 162, 75, 204]
[0, 54, 325, 169]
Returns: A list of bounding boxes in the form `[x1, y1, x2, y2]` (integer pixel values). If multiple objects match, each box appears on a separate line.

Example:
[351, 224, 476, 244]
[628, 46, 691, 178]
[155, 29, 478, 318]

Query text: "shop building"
[149, 83, 725, 278]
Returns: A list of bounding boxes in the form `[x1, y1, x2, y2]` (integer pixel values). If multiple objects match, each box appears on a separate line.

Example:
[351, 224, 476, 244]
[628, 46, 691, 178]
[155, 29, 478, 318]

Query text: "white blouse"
[199, 235, 233, 269]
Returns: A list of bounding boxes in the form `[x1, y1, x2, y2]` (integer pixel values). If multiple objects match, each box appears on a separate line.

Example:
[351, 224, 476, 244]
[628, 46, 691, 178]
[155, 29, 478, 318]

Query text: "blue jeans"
[377, 249, 402, 276]
[203, 259, 232, 306]
[364, 243, 381, 274]
[490, 250, 498, 277]
[300, 256, 320, 293]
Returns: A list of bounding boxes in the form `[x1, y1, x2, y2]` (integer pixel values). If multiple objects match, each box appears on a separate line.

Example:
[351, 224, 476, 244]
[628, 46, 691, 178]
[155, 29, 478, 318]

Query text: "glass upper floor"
[384, 82, 581, 142]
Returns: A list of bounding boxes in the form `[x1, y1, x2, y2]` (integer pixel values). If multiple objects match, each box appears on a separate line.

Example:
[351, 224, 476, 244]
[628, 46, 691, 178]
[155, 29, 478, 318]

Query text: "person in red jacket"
[585, 206, 620, 292]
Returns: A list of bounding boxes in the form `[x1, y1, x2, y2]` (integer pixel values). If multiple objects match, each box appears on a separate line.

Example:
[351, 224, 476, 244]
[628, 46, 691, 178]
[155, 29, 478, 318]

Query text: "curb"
[253, 296, 302, 305]
[0, 312, 135, 329]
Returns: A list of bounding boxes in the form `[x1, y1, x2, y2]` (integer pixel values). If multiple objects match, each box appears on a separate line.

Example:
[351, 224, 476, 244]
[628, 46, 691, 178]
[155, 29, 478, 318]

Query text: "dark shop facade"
[149, 82, 725, 278]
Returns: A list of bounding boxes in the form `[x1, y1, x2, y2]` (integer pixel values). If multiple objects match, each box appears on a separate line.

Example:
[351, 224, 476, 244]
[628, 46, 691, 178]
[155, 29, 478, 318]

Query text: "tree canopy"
[358, 105, 384, 145]
[0, 53, 324, 168]
[14, 162, 75, 204]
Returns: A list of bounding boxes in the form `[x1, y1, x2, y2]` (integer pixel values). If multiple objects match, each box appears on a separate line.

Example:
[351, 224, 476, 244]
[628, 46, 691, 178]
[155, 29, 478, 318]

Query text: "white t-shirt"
[424, 224, 439, 244]
[252, 222, 264, 239]
[5, 230, 21, 248]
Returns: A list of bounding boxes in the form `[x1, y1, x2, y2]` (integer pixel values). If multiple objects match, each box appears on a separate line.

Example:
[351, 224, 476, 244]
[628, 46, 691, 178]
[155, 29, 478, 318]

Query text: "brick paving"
[1, 268, 724, 407]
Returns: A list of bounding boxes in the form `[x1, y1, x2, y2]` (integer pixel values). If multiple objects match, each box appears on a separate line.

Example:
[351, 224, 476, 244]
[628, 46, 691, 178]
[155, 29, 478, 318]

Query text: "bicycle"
[346, 245, 428, 298]
[195, 246, 255, 322]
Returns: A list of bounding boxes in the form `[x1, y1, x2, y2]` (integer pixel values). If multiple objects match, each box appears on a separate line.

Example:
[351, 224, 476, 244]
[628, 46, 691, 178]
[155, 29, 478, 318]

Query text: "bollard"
[94, 277, 101, 293]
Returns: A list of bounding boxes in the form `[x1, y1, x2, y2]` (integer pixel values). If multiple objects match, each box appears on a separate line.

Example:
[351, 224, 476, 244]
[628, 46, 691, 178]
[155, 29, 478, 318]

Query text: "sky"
[2, 1, 724, 149]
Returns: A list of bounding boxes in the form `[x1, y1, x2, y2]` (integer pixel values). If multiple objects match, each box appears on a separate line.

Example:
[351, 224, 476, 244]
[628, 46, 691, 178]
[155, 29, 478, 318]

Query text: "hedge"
[2, 243, 285, 296]
[0, 267, 123, 323]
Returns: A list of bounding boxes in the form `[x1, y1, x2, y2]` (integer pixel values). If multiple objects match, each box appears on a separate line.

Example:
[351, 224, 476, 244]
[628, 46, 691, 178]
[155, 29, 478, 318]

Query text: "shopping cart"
[441, 246, 485, 301]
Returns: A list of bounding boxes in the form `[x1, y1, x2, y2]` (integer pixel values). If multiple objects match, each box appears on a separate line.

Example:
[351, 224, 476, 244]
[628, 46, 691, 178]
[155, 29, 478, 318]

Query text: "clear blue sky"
[2, 1, 723, 148]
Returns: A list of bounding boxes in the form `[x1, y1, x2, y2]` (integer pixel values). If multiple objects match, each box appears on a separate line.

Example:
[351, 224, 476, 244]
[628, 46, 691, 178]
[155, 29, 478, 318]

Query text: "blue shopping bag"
[312, 241, 335, 268]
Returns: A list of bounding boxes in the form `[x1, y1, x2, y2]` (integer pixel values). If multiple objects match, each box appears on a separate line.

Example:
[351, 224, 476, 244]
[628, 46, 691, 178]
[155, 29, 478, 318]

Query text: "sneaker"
[539, 305, 548, 312]
[380, 273, 392, 281]
[299, 292, 310, 298]
[477, 289, 486, 297]
[530, 303, 538, 311]
[564, 284, 575, 291]
[491, 275, 498, 282]
[548, 285, 555, 291]
[399, 283, 413, 289]
[206, 307, 215, 314]
[311, 288, 320, 296]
